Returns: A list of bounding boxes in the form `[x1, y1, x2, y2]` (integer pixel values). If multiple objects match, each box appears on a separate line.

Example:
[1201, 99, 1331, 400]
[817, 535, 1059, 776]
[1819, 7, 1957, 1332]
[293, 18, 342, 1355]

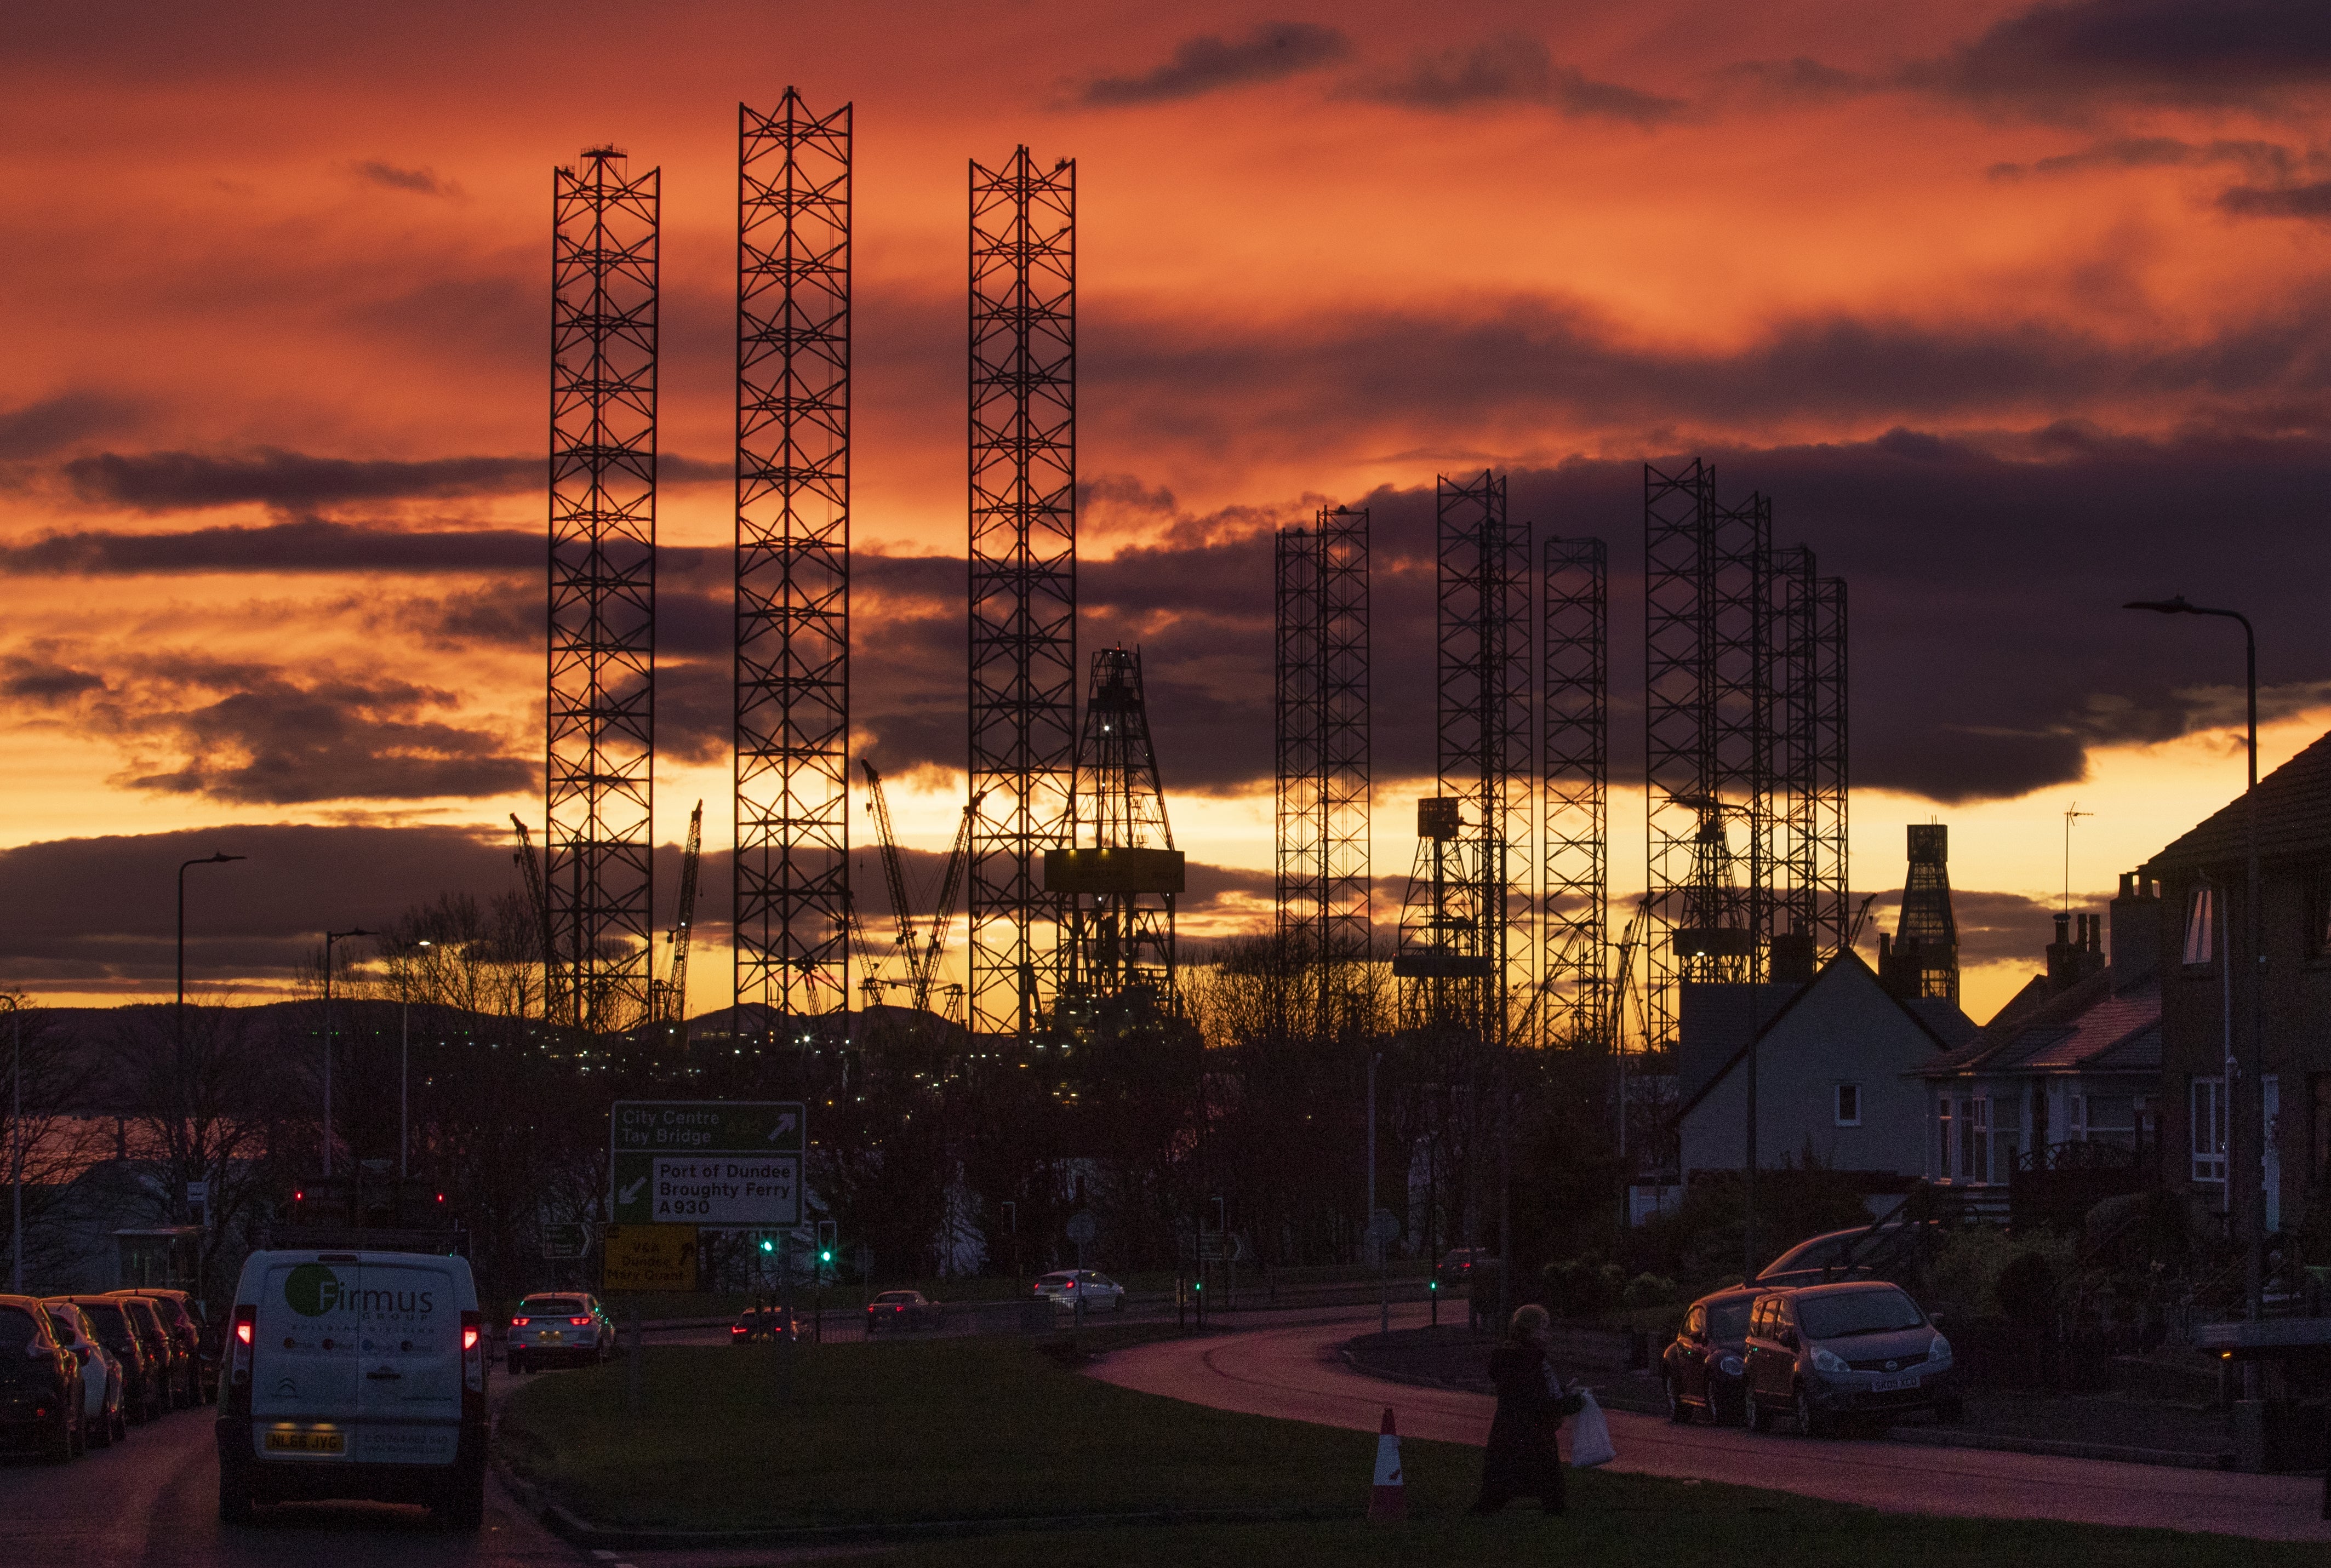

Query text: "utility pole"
[6, 997, 21, 1294]
[321, 927, 375, 1179]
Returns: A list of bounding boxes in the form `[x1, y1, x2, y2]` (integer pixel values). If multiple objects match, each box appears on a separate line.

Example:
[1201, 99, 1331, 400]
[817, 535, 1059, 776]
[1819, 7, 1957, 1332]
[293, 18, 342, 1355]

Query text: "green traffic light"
[1429, 1279, 1438, 1291]
[759, 1238, 774, 1254]
[820, 1249, 833, 1263]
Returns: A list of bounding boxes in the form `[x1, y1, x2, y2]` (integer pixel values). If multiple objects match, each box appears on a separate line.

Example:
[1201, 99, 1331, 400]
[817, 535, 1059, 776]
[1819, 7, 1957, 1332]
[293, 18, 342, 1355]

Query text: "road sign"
[1368, 1209, 1401, 1245]
[603, 1224, 697, 1291]
[1065, 1210, 1097, 1245]
[610, 1101, 805, 1228]
[542, 1221, 591, 1261]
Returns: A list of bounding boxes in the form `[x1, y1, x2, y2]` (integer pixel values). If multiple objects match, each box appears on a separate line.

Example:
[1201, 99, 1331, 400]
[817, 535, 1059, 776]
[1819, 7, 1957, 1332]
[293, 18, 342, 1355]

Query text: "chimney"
[2047, 908, 2106, 993]
[2109, 871, 2162, 989]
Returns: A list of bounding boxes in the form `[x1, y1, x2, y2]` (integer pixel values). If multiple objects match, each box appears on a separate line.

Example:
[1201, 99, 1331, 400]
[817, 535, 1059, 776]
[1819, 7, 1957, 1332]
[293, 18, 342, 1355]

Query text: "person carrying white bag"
[1471, 1304, 1589, 1514]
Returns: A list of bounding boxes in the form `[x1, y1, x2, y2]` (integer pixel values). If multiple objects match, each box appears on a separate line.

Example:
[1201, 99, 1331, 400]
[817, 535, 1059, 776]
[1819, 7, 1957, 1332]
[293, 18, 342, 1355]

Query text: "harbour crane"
[649, 800, 704, 1041]
[858, 762, 925, 999]
[915, 791, 983, 1018]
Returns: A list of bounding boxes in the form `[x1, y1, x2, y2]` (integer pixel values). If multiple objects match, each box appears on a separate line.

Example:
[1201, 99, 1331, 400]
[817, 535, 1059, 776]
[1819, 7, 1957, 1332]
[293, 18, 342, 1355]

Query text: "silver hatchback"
[506, 1292, 613, 1372]
[1032, 1270, 1125, 1314]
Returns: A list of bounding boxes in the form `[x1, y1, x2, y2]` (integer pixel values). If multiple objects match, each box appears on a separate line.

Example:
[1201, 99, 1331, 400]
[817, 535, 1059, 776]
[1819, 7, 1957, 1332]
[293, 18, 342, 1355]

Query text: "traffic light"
[1429, 1278, 1439, 1293]
[758, 1234, 775, 1255]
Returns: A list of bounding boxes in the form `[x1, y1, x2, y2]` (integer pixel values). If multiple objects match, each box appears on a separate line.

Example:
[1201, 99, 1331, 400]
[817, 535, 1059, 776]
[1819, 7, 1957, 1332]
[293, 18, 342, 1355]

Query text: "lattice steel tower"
[1879, 824, 1957, 1003]
[1402, 473, 1531, 1038]
[1053, 647, 1185, 1017]
[968, 147, 1076, 1042]
[1276, 507, 1370, 1026]
[1540, 536, 1607, 1049]
[547, 147, 658, 1034]
[734, 91, 851, 1035]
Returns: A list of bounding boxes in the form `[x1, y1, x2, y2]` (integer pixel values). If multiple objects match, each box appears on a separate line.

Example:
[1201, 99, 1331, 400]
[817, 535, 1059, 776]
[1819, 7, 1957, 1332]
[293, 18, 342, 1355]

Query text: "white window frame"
[1935, 1094, 1954, 1180]
[1959, 1095, 1990, 1184]
[2191, 1075, 2227, 1183]
[2183, 886, 2215, 966]
[1835, 1083, 1862, 1128]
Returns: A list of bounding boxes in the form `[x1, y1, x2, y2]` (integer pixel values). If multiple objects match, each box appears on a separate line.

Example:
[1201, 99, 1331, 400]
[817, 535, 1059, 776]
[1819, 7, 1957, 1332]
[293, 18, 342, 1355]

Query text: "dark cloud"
[1988, 136, 2298, 181]
[2219, 180, 2331, 220]
[0, 655, 107, 705]
[1347, 35, 1684, 125]
[1715, 57, 1878, 104]
[60, 448, 727, 512]
[38, 656, 534, 805]
[0, 518, 539, 574]
[1915, 0, 2331, 111]
[1077, 22, 1348, 106]
[0, 391, 140, 461]
[352, 159, 455, 196]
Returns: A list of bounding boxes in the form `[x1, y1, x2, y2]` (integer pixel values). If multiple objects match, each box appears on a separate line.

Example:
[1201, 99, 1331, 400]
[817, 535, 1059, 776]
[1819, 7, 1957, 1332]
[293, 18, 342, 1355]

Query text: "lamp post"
[177, 852, 245, 1054]
[2124, 596, 2261, 1322]
[402, 940, 432, 1182]
[321, 928, 376, 1179]
[5, 995, 20, 1294]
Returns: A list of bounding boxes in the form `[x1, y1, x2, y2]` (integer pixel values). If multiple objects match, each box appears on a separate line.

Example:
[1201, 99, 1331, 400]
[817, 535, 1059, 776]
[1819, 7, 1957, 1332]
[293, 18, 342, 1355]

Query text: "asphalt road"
[0, 1381, 574, 1568]
[1090, 1303, 2331, 1544]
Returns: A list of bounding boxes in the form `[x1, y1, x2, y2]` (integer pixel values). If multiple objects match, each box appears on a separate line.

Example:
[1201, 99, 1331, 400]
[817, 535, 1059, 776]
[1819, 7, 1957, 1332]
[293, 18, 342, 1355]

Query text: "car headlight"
[1718, 1354, 1744, 1377]
[1810, 1346, 1849, 1374]
[1927, 1335, 1952, 1368]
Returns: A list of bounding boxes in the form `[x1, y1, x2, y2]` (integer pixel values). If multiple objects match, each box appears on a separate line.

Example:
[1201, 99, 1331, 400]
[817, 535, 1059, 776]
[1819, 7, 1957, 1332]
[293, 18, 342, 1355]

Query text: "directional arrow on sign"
[619, 1176, 647, 1206]
[773, 1112, 797, 1140]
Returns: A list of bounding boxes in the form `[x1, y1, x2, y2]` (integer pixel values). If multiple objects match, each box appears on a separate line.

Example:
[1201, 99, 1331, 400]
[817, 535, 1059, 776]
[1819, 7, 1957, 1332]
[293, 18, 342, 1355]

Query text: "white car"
[506, 1291, 614, 1371]
[216, 1248, 489, 1530]
[42, 1301, 125, 1448]
[1032, 1270, 1126, 1314]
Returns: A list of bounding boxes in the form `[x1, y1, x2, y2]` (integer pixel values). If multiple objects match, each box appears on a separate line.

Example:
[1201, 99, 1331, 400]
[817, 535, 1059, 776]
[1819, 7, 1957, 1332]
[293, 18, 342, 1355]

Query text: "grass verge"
[500, 1324, 2318, 1565]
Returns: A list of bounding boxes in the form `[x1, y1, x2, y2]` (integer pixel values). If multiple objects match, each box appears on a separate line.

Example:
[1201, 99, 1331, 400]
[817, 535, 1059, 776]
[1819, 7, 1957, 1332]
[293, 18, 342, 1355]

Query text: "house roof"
[1673, 948, 1969, 1123]
[2144, 726, 2331, 873]
[1913, 964, 2161, 1080]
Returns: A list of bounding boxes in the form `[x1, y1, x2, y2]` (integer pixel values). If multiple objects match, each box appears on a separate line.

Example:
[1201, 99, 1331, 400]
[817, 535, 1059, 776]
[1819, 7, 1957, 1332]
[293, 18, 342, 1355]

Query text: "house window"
[2084, 1095, 2137, 1149]
[2191, 1076, 2227, 1183]
[1935, 1095, 1954, 1179]
[1835, 1083, 1861, 1127]
[2183, 886, 2215, 966]
[2310, 867, 2331, 959]
[2312, 1074, 2331, 1186]
[1959, 1095, 1990, 1183]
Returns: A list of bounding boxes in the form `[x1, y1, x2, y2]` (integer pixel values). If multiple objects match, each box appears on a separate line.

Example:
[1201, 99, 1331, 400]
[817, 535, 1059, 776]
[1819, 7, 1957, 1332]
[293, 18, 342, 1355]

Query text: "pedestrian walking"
[1472, 1303, 1584, 1515]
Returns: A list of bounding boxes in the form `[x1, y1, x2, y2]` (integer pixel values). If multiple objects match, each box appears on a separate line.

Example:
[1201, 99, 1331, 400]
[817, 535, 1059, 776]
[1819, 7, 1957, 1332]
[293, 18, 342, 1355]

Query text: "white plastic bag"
[1567, 1387, 1616, 1468]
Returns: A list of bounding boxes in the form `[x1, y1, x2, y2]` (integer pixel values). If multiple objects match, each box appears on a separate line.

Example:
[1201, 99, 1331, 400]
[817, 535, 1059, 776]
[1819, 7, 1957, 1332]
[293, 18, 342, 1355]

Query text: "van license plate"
[1871, 1375, 1921, 1393]
[265, 1429, 345, 1453]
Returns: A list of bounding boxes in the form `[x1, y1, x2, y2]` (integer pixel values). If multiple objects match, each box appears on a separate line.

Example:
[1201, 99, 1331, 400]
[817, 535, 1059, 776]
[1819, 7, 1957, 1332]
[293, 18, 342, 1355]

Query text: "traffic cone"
[1368, 1406, 1406, 1522]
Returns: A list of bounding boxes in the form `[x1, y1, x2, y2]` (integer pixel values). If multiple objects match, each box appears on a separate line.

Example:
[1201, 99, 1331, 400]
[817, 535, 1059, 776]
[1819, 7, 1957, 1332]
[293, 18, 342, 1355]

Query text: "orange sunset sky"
[4, 0, 2330, 1022]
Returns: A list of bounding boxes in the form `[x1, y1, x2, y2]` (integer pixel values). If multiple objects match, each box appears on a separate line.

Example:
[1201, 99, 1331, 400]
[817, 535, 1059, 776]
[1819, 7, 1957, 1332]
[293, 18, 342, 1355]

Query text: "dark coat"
[1477, 1341, 1581, 1505]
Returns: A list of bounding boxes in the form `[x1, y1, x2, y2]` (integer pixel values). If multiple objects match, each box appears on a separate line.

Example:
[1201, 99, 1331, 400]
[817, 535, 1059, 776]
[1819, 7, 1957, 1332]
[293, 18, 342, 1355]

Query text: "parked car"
[110, 1289, 209, 1406]
[1742, 1281, 1963, 1437]
[1662, 1287, 1762, 1426]
[1032, 1271, 1126, 1314]
[732, 1306, 800, 1344]
[216, 1247, 489, 1529]
[116, 1296, 190, 1412]
[1436, 1248, 1493, 1284]
[0, 1292, 86, 1460]
[506, 1292, 613, 1372]
[56, 1295, 164, 1423]
[865, 1290, 942, 1332]
[42, 1301, 126, 1448]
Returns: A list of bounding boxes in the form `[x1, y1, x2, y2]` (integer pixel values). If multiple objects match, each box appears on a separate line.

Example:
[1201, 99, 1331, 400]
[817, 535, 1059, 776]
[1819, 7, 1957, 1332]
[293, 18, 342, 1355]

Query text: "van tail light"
[230, 1305, 256, 1388]
[460, 1311, 484, 1393]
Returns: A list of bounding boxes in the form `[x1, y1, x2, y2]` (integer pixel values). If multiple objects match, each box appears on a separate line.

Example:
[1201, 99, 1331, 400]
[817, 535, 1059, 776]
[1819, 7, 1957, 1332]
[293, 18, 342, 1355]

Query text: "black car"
[1661, 1287, 1762, 1426]
[732, 1306, 800, 1344]
[116, 1296, 190, 1411]
[1743, 1281, 1964, 1436]
[111, 1289, 209, 1405]
[0, 1293, 85, 1460]
[58, 1296, 164, 1423]
[864, 1291, 942, 1333]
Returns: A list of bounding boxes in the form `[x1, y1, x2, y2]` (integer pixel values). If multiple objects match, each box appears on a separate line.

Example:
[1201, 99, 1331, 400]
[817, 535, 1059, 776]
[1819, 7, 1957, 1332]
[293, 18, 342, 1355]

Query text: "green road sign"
[610, 1101, 805, 1228]
[541, 1222, 591, 1261]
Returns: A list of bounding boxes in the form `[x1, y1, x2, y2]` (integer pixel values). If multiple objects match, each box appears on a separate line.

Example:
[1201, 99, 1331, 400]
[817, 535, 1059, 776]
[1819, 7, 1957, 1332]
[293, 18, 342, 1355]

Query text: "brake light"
[461, 1310, 484, 1392]
[230, 1304, 256, 1388]
[511, 1317, 529, 1327]
[569, 1316, 590, 1326]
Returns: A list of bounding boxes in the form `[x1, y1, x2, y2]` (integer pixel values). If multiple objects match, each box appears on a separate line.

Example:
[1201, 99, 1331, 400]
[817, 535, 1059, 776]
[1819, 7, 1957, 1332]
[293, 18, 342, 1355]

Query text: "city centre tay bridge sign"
[610, 1101, 804, 1227]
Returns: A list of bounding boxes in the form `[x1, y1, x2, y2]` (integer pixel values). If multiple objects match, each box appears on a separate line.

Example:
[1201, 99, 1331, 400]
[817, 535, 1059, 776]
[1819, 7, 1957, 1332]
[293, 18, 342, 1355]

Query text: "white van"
[215, 1249, 488, 1529]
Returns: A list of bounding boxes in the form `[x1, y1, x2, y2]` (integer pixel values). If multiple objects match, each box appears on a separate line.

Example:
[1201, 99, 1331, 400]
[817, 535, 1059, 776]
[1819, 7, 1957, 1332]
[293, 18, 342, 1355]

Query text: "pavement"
[1088, 1302, 2331, 1544]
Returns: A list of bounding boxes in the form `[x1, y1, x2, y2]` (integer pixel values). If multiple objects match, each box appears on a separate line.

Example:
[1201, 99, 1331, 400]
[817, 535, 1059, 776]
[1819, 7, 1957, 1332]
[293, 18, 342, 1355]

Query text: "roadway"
[1089, 1302, 2331, 1544]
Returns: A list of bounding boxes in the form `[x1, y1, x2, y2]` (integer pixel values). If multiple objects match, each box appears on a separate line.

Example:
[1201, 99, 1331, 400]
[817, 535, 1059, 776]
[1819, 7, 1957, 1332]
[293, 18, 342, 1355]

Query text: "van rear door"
[351, 1256, 463, 1465]
[249, 1255, 362, 1460]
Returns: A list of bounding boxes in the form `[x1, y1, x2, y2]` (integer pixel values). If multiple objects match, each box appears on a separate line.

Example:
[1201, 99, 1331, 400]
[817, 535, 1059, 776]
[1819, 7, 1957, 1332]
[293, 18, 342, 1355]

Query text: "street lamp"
[2124, 595, 2261, 1322]
[321, 927, 376, 1179]
[177, 852, 245, 1052]
[403, 940, 432, 1182]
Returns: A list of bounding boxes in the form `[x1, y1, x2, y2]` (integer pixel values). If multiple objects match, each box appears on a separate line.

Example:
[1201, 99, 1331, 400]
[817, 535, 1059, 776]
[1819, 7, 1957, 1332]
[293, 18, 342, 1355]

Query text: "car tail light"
[569, 1315, 590, 1326]
[461, 1311, 484, 1392]
[230, 1305, 255, 1388]
[511, 1316, 529, 1326]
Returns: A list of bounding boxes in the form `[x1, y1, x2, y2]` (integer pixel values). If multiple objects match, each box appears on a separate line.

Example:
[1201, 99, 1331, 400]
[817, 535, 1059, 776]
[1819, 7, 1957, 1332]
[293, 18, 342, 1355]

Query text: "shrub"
[1621, 1272, 1678, 1309]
